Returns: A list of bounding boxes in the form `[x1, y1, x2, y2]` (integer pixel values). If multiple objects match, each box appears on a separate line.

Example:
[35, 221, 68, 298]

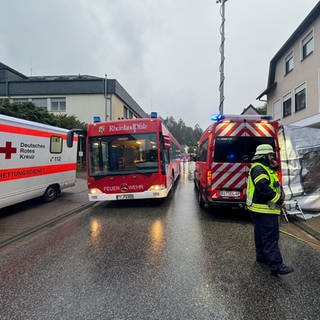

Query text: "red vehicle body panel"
[194, 116, 281, 208]
[86, 118, 181, 201]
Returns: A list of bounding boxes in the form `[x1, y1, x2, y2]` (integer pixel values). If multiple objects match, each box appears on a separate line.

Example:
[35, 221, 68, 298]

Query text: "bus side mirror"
[67, 131, 74, 148]
[163, 135, 171, 149]
[67, 129, 87, 148]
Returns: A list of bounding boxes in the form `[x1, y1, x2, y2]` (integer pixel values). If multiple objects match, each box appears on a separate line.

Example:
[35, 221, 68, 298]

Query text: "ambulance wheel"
[43, 185, 59, 202]
[198, 187, 205, 208]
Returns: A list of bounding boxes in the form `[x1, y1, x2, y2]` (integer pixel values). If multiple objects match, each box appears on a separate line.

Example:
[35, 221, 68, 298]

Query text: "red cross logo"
[0, 141, 17, 159]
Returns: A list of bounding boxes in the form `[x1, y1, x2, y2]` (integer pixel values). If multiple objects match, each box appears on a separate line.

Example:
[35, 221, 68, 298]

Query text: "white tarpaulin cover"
[279, 125, 320, 212]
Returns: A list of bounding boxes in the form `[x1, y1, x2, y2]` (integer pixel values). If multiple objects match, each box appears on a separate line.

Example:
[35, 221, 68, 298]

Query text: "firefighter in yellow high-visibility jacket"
[246, 144, 294, 276]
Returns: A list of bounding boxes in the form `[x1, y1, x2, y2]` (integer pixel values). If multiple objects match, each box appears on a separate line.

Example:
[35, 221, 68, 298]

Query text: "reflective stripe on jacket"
[246, 162, 281, 214]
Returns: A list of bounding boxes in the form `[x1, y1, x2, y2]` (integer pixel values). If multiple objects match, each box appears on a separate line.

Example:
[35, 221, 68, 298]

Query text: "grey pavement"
[1, 172, 320, 249]
[0, 167, 320, 320]
[0, 177, 90, 244]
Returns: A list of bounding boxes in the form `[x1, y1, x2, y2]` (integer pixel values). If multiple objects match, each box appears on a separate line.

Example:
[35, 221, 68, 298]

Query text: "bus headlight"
[148, 184, 166, 191]
[89, 188, 103, 194]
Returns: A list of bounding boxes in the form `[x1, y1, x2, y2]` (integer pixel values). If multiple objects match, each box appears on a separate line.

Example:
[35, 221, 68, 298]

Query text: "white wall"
[5, 93, 139, 124]
[267, 18, 320, 126]
[66, 94, 106, 123]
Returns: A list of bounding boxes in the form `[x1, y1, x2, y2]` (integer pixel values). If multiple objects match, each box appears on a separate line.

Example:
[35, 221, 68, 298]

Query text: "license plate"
[116, 194, 134, 200]
[219, 190, 240, 197]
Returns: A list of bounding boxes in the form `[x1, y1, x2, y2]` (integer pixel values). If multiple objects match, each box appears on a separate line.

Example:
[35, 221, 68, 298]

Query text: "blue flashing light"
[211, 114, 224, 122]
[228, 153, 235, 160]
[93, 116, 101, 123]
[150, 112, 158, 118]
[261, 115, 273, 120]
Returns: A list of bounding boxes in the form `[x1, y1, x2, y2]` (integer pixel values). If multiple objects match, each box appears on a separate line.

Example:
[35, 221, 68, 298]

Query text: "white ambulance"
[0, 114, 78, 209]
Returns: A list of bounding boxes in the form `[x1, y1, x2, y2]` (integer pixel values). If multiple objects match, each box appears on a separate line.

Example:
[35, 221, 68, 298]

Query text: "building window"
[123, 105, 134, 119]
[51, 97, 66, 112]
[31, 98, 48, 109]
[12, 98, 28, 103]
[123, 106, 129, 118]
[302, 32, 314, 60]
[283, 94, 292, 118]
[285, 54, 294, 74]
[295, 85, 306, 112]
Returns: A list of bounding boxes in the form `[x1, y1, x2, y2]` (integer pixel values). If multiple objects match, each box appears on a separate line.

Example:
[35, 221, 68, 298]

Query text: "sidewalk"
[279, 210, 320, 251]
[293, 212, 320, 242]
[0, 177, 90, 245]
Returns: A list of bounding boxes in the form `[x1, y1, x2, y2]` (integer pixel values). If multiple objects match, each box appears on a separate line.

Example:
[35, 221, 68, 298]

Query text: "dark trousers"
[251, 212, 283, 271]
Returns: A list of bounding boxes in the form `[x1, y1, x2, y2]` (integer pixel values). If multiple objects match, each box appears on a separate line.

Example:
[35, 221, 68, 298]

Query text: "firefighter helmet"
[254, 144, 275, 156]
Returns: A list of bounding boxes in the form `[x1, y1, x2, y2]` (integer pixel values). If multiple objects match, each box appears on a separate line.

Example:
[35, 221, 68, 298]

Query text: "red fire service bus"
[67, 113, 181, 201]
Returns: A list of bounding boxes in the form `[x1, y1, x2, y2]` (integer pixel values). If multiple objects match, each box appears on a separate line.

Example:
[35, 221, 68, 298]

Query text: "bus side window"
[165, 149, 170, 163]
[160, 135, 170, 164]
[198, 139, 208, 162]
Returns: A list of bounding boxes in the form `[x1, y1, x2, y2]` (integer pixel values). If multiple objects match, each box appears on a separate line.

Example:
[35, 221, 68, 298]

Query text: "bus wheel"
[43, 185, 59, 202]
[198, 187, 205, 208]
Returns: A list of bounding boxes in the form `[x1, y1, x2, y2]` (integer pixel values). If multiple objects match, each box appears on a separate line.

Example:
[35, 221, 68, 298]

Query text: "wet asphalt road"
[0, 162, 320, 320]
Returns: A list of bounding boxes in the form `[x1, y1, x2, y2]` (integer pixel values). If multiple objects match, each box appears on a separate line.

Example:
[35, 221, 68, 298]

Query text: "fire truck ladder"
[282, 199, 306, 222]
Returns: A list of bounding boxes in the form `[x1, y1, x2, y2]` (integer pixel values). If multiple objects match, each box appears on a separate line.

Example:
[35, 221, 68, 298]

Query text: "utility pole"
[217, 0, 227, 115]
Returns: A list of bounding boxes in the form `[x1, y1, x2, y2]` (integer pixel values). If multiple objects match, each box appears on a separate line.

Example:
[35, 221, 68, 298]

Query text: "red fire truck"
[194, 114, 281, 208]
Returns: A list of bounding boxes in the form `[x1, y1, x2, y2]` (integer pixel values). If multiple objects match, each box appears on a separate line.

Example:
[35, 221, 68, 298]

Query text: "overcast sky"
[1, 0, 319, 129]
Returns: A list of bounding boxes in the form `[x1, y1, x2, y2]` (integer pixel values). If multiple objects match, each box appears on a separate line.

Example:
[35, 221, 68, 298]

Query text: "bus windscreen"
[214, 136, 275, 163]
[88, 133, 159, 176]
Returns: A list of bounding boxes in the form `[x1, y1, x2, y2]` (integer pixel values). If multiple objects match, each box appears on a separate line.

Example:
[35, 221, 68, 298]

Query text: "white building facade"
[0, 63, 148, 123]
[257, 2, 320, 128]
